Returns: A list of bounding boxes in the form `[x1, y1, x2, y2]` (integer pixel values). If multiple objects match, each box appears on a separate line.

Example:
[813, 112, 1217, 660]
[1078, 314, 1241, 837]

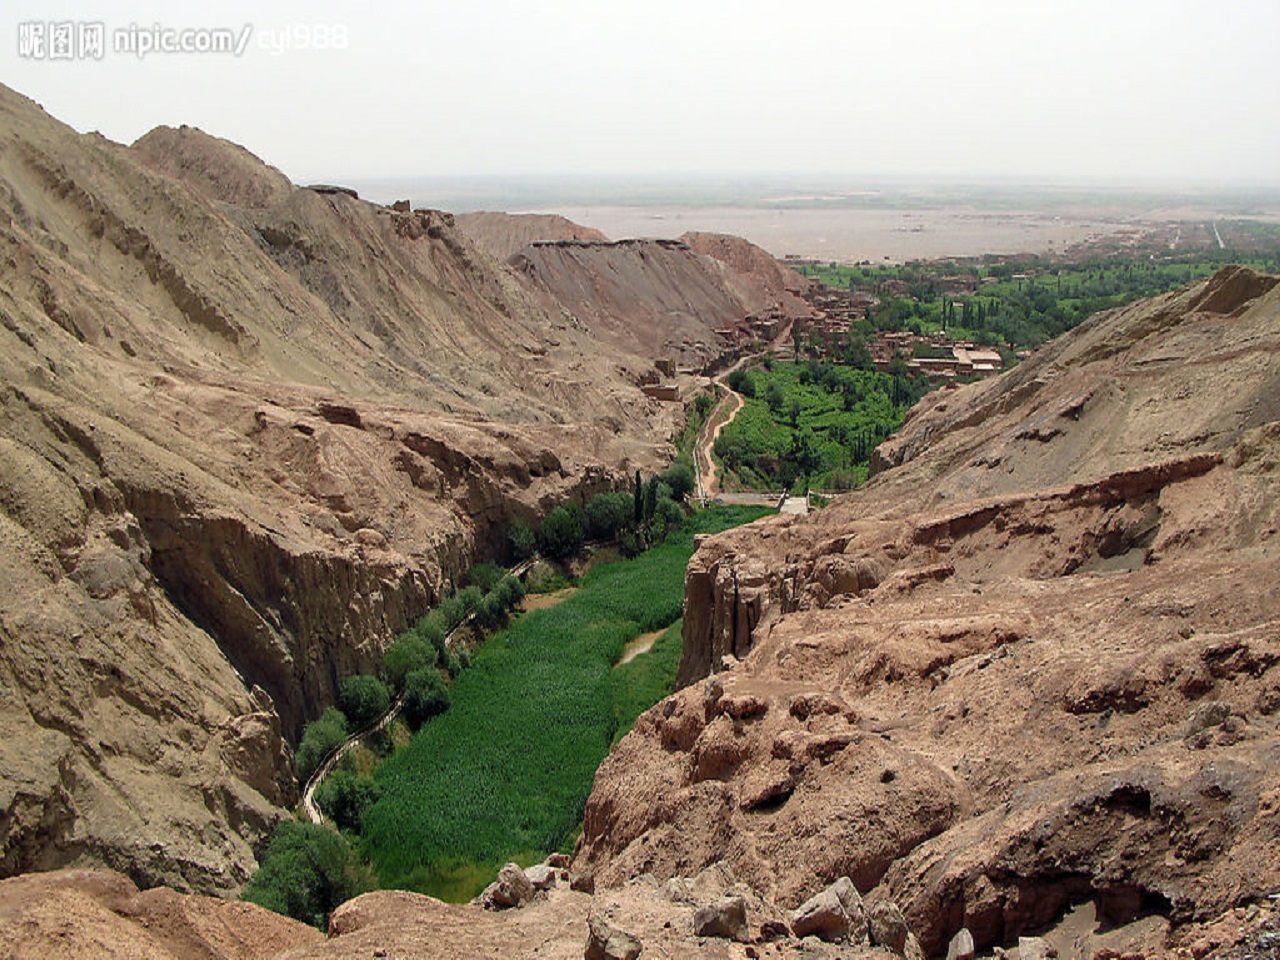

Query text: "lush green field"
[359, 505, 772, 900]
[714, 361, 929, 492]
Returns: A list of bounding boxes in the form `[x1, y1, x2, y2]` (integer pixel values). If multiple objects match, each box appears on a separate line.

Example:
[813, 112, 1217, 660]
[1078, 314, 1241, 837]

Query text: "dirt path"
[694, 318, 802, 502]
[696, 385, 744, 500]
[616, 628, 664, 667]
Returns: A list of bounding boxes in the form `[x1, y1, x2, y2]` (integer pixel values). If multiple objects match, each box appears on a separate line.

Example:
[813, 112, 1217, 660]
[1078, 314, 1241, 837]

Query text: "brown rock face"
[0, 868, 321, 959]
[579, 268, 1280, 957]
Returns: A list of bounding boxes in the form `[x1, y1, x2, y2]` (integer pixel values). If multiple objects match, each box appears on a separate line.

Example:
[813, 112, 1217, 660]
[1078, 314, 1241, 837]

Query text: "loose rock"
[869, 900, 911, 954]
[585, 913, 643, 960]
[791, 876, 867, 944]
[693, 895, 748, 941]
[947, 927, 976, 960]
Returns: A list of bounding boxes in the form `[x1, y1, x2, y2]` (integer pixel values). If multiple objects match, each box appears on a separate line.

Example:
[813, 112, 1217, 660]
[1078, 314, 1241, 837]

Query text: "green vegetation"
[401, 667, 450, 729]
[241, 821, 369, 929]
[610, 619, 684, 747]
[339, 675, 391, 730]
[295, 707, 348, 783]
[715, 361, 929, 492]
[314, 768, 381, 833]
[537, 503, 586, 559]
[790, 249, 1280, 352]
[359, 505, 772, 901]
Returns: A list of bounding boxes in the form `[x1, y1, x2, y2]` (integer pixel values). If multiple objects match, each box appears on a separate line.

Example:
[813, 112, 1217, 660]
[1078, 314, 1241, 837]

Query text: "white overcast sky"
[2, 0, 1278, 186]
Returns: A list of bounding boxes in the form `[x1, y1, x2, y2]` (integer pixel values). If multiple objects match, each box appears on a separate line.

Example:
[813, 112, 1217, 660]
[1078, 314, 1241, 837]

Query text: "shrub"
[382, 634, 436, 690]
[509, 523, 536, 561]
[415, 615, 448, 656]
[456, 585, 484, 619]
[295, 707, 348, 783]
[241, 821, 364, 928]
[537, 504, 584, 559]
[314, 768, 380, 832]
[339, 675, 391, 730]
[466, 562, 503, 593]
[402, 667, 451, 729]
[584, 491, 633, 541]
[659, 461, 695, 502]
[653, 496, 685, 536]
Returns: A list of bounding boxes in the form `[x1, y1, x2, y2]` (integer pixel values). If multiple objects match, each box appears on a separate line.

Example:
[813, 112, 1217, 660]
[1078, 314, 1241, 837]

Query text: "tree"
[465, 562, 503, 593]
[339, 675, 391, 730]
[295, 707, 348, 783]
[402, 667, 450, 729]
[633, 469, 643, 525]
[508, 522, 536, 562]
[381, 633, 436, 691]
[659, 461, 695, 502]
[585, 491, 632, 541]
[643, 476, 659, 523]
[726, 369, 755, 398]
[241, 821, 365, 928]
[538, 504, 584, 559]
[314, 768, 380, 833]
[653, 496, 684, 537]
[765, 380, 785, 414]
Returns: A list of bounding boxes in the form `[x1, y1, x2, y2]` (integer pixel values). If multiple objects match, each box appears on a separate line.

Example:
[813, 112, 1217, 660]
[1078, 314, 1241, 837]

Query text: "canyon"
[1, 83, 1278, 960]
[0, 84, 810, 897]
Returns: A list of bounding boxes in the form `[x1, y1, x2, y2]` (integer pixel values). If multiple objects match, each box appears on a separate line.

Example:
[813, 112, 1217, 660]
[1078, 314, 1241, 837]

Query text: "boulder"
[1018, 936, 1051, 960]
[478, 862, 534, 910]
[947, 928, 976, 960]
[585, 913, 643, 960]
[526, 864, 558, 892]
[869, 900, 911, 954]
[693, 895, 748, 941]
[791, 876, 867, 943]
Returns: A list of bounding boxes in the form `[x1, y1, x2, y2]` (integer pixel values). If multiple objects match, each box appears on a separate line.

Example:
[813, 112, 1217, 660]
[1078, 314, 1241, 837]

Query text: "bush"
[466, 562, 503, 593]
[339, 675, 391, 730]
[295, 707, 348, 783]
[726, 369, 755, 397]
[456, 585, 484, 619]
[402, 667, 451, 729]
[653, 497, 685, 537]
[659, 461, 695, 502]
[509, 523, 536, 561]
[537, 504, 584, 559]
[382, 634, 436, 691]
[415, 615, 448, 655]
[315, 768, 380, 832]
[241, 821, 364, 928]
[584, 491, 633, 541]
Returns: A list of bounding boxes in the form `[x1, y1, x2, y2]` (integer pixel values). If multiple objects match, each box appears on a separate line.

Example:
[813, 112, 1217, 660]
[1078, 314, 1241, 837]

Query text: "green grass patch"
[359, 505, 772, 900]
[611, 619, 684, 747]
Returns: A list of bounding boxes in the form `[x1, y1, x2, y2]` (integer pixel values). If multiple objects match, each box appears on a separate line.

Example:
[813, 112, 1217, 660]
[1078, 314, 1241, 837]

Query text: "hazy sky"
[3, 0, 1278, 186]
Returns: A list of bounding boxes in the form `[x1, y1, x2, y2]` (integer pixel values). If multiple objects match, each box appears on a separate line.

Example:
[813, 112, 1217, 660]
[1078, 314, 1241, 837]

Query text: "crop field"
[359, 504, 772, 900]
[714, 361, 928, 492]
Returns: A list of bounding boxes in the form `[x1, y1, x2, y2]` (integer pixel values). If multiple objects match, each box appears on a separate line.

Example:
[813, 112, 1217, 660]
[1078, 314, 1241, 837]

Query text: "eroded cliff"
[579, 266, 1280, 957]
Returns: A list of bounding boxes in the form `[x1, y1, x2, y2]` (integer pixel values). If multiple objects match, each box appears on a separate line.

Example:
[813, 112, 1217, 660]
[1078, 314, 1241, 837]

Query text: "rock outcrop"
[578, 268, 1280, 959]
